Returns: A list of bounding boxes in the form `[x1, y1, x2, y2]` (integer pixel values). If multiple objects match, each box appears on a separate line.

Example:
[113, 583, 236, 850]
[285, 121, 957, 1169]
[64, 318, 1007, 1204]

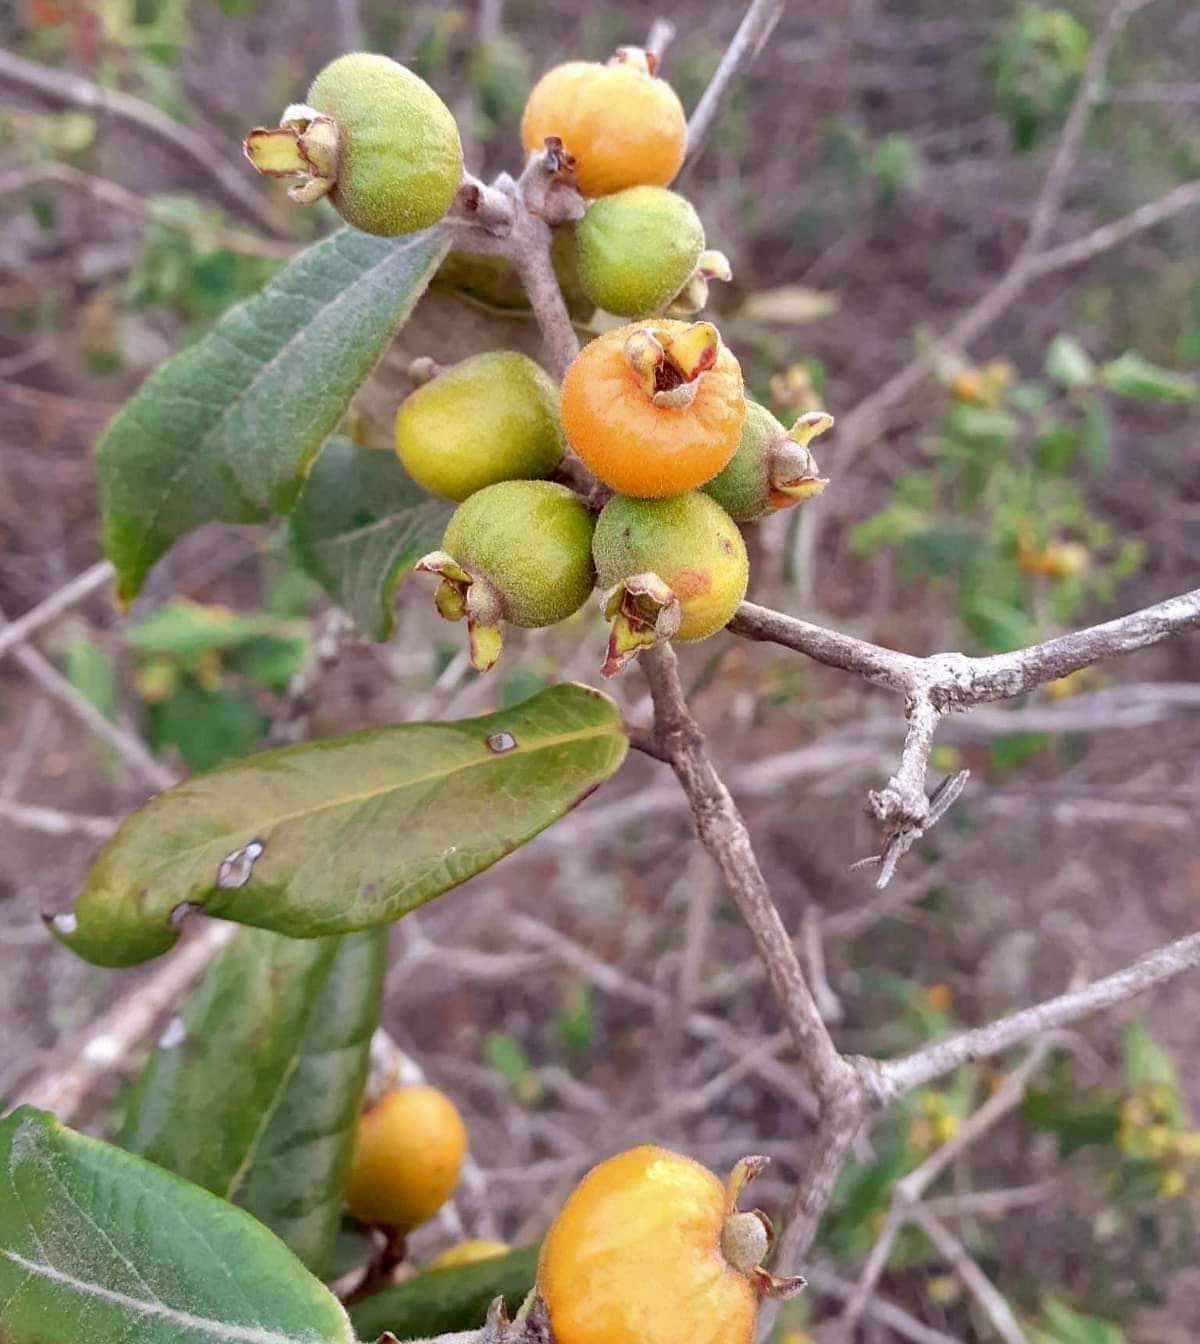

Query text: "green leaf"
[1101, 351, 1198, 403]
[484, 1031, 534, 1085]
[1079, 396, 1111, 473]
[944, 404, 1020, 447]
[55, 683, 629, 967]
[290, 437, 453, 641]
[99, 226, 449, 606]
[66, 639, 118, 722]
[1044, 334, 1096, 389]
[1033, 421, 1079, 475]
[121, 927, 384, 1276]
[1122, 1021, 1177, 1089]
[1034, 1297, 1124, 1344]
[348, 1244, 538, 1340]
[130, 599, 294, 659]
[149, 683, 268, 772]
[0, 1106, 353, 1344]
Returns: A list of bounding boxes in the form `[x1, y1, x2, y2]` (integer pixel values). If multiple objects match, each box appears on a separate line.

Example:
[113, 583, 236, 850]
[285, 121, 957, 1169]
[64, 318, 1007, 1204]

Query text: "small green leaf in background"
[99, 226, 449, 606]
[1034, 421, 1079, 475]
[1101, 351, 1198, 403]
[556, 981, 593, 1056]
[484, 1031, 543, 1106]
[0, 1107, 354, 1344]
[1044, 334, 1096, 389]
[1032, 1297, 1124, 1344]
[1123, 1022, 1178, 1090]
[148, 682, 268, 772]
[945, 403, 1020, 448]
[990, 730, 1051, 773]
[1079, 396, 1111, 473]
[290, 437, 453, 641]
[349, 1243, 538, 1340]
[66, 638, 118, 721]
[121, 927, 384, 1276]
[54, 682, 629, 967]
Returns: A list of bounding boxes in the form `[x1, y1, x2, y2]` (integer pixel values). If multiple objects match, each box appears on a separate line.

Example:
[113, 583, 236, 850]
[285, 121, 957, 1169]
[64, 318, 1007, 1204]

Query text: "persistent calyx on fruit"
[521, 46, 687, 198]
[592, 491, 749, 676]
[576, 187, 715, 320]
[395, 351, 564, 502]
[703, 400, 834, 522]
[345, 1084, 466, 1232]
[244, 52, 463, 236]
[536, 1146, 802, 1344]
[560, 319, 746, 497]
[417, 480, 596, 672]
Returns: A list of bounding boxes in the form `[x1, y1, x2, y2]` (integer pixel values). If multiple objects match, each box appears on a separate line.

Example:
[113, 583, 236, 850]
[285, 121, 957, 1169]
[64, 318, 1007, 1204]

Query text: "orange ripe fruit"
[344, 1085, 466, 1231]
[521, 49, 687, 198]
[538, 1146, 761, 1344]
[560, 319, 745, 497]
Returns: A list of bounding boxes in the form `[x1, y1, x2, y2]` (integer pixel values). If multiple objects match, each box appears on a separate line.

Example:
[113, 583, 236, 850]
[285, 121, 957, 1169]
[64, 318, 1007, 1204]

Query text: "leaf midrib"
[138, 714, 624, 887]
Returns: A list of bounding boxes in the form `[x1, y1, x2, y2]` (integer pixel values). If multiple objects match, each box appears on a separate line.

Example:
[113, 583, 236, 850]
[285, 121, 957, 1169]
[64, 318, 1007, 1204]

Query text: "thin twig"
[880, 931, 1200, 1098]
[0, 798, 117, 840]
[0, 560, 115, 666]
[908, 1207, 1028, 1344]
[0, 47, 280, 231]
[684, 0, 788, 169]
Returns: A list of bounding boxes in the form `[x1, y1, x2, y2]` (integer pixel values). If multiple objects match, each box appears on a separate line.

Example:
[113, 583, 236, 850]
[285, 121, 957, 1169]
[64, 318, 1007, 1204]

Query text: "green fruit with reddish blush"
[395, 352, 564, 502]
[417, 480, 596, 671]
[592, 491, 748, 675]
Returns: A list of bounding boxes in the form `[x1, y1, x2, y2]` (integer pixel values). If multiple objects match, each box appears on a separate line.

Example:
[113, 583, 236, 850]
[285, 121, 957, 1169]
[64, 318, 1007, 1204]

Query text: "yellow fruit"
[395, 351, 564, 501]
[428, 1240, 511, 1270]
[538, 1147, 798, 1344]
[521, 50, 686, 197]
[345, 1085, 466, 1231]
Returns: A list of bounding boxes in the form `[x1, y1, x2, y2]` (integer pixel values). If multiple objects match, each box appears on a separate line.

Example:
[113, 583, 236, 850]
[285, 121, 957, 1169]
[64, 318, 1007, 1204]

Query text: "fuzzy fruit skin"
[576, 188, 704, 319]
[395, 352, 564, 501]
[345, 1085, 466, 1231]
[442, 480, 596, 627]
[521, 62, 686, 197]
[428, 1240, 511, 1271]
[307, 53, 462, 236]
[561, 321, 744, 497]
[593, 493, 748, 641]
[537, 1145, 757, 1344]
[702, 399, 784, 522]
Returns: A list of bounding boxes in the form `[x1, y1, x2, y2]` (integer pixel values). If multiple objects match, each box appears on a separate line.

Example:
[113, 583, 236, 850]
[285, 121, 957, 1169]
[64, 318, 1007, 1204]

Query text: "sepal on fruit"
[622, 320, 722, 409]
[609, 45, 658, 76]
[244, 106, 339, 204]
[601, 572, 681, 678]
[769, 410, 833, 508]
[416, 550, 506, 673]
[666, 250, 733, 317]
[721, 1155, 806, 1301]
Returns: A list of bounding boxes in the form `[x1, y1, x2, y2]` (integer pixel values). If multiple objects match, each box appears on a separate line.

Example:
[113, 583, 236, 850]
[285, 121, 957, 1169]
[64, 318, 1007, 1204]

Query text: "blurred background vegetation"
[1, 2, 1198, 1340]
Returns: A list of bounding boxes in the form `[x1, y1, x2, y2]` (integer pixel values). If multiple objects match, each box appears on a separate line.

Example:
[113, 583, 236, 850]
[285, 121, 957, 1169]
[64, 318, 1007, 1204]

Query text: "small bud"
[697, 250, 732, 283]
[601, 572, 681, 678]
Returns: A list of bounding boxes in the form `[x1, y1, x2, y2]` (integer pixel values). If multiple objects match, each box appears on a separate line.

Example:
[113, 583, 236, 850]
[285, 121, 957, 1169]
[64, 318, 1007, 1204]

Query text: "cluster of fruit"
[347, 1086, 800, 1343]
[244, 46, 833, 677]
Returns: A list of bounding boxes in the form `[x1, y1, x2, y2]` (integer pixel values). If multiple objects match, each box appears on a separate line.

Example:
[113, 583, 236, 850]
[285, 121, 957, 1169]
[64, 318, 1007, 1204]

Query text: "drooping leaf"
[54, 683, 629, 967]
[1044, 334, 1096, 389]
[99, 226, 449, 606]
[289, 437, 453, 640]
[121, 927, 385, 1276]
[0, 1106, 354, 1344]
[348, 1244, 538, 1340]
[1034, 1297, 1124, 1344]
[1101, 351, 1198, 403]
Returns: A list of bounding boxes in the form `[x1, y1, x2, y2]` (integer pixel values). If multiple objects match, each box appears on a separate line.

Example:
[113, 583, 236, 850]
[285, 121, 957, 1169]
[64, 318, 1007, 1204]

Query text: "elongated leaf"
[290, 437, 453, 640]
[99, 226, 449, 606]
[121, 927, 384, 1275]
[349, 1244, 538, 1340]
[54, 683, 628, 967]
[0, 1106, 353, 1344]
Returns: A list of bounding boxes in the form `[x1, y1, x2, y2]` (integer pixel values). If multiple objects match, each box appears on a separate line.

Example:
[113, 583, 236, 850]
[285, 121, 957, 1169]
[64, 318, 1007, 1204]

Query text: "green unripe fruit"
[418, 481, 596, 671]
[703, 400, 832, 522]
[576, 187, 704, 319]
[592, 491, 748, 675]
[395, 352, 564, 502]
[308, 53, 463, 236]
